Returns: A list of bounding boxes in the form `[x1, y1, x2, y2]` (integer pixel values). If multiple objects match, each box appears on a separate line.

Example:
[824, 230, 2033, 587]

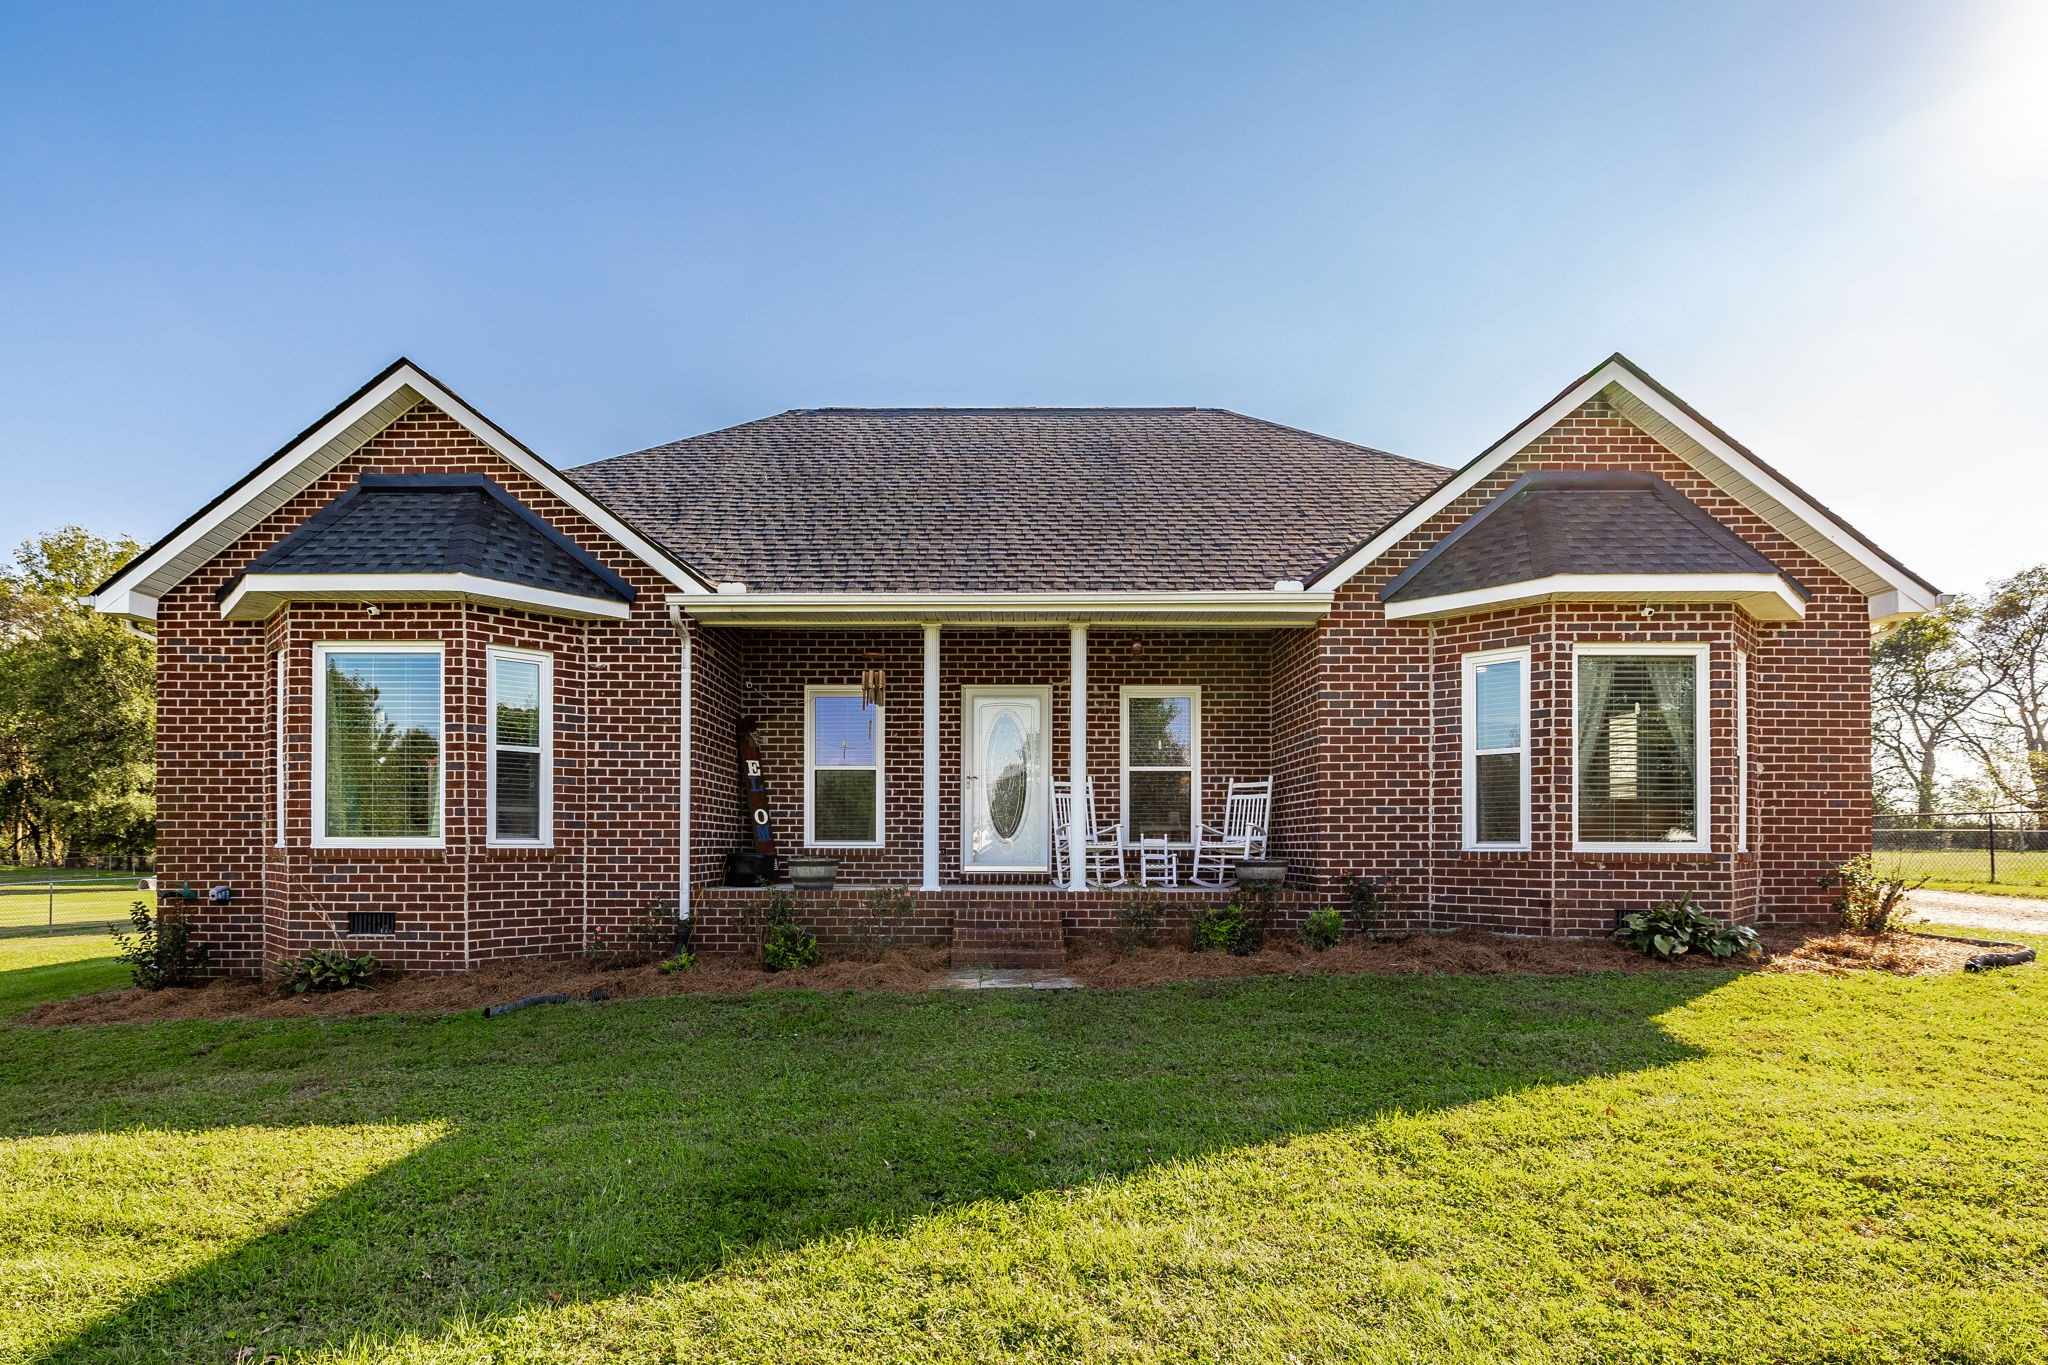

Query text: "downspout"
[667, 602, 693, 930]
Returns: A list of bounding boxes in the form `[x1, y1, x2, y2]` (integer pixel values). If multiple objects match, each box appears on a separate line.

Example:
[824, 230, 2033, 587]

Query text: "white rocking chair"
[1050, 779, 1073, 886]
[1083, 777, 1127, 888]
[1190, 778, 1272, 887]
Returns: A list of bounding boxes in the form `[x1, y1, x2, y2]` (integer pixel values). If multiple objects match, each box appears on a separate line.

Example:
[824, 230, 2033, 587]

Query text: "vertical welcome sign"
[737, 716, 776, 857]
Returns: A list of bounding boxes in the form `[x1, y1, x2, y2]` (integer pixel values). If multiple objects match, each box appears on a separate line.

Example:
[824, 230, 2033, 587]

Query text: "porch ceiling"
[675, 590, 1335, 629]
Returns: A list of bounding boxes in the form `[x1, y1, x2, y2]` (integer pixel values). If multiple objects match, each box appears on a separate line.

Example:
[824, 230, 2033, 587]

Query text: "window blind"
[1577, 653, 1698, 845]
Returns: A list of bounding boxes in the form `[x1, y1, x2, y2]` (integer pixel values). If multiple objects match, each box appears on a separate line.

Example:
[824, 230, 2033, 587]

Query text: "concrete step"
[950, 906, 1066, 968]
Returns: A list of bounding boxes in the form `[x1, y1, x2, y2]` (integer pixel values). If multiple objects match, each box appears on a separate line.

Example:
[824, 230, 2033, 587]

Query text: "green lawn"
[0, 872, 147, 936]
[2, 930, 2044, 1364]
[1878, 850, 2048, 899]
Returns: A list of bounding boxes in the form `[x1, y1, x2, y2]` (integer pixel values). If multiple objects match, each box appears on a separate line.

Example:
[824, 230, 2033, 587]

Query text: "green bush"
[762, 921, 820, 972]
[1824, 854, 1921, 933]
[1345, 875, 1389, 938]
[1299, 905, 1344, 951]
[275, 947, 381, 994]
[112, 901, 211, 990]
[658, 950, 696, 974]
[1110, 890, 1163, 950]
[1616, 893, 1760, 962]
[584, 899, 677, 968]
[854, 885, 917, 951]
[1192, 901, 1260, 956]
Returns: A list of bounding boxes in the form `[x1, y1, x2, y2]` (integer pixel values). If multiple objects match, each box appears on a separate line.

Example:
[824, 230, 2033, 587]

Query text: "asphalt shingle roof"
[1381, 470, 1801, 603]
[566, 408, 1450, 592]
[219, 474, 634, 605]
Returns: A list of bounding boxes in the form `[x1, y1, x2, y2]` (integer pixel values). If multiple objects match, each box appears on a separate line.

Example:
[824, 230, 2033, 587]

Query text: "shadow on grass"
[9, 969, 1729, 1361]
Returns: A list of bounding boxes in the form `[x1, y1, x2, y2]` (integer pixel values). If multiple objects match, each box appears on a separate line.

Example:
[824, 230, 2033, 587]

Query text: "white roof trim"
[92, 360, 707, 623]
[677, 589, 1335, 629]
[1381, 572, 1807, 624]
[1310, 358, 1940, 616]
[220, 573, 633, 622]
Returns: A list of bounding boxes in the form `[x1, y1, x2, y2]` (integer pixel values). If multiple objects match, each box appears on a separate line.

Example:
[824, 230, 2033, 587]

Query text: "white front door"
[962, 687, 1051, 872]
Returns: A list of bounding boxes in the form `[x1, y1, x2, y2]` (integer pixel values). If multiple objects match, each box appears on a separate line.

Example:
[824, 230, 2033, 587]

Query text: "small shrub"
[1345, 875, 1390, 938]
[1192, 900, 1261, 956]
[854, 885, 917, 951]
[1616, 893, 1760, 962]
[658, 950, 696, 974]
[762, 920, 820, 972]
[275, 947, 381, 994]
[1110, 890, 1163, 951]
[112, 901, 211, 990]
[584, 899, 677, 969]
[1824, 855, 1923, 934]
[1299, 905, 1345, 951]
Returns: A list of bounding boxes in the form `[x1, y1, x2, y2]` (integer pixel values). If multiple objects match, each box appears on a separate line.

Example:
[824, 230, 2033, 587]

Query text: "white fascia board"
[221, 573, 633, 622]
[674, 589, 1336, 628]
[1310, 359, 1938, 616]
[1308, 368, 1614, 593]
[1381, 573, 1807, 623]
[94, 361, 708, 620]
[90, 586, 159, 625]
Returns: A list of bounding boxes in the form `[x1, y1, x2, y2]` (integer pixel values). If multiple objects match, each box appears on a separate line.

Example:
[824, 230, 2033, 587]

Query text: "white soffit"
[1380, 573, 1807, 623]
[220, 573, 633, 622]
[676, 590, 1336, 629]
[1310, 358, 1941, 621]
[93, 360, 709, 622]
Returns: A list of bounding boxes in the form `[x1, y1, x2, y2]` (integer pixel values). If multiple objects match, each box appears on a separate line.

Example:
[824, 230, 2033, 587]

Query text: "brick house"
[92, 354, 1942, 973]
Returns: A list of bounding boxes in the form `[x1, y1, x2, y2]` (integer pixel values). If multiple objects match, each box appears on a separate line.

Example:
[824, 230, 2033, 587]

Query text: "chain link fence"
[0, 868, 153, 936]
[1874, 812, 2048, 890]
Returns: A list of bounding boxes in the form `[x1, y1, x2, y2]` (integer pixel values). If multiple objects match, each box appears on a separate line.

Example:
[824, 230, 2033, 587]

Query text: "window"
[489, 648, 552, 845]
[806, 686, 882, 846]
[1463, 649, 1530, 849]
[1574, 644, 1710, 852]
[1736, 649, 1749, 853]
[313, 643, 443, 847]
[1122, 687, 1199, 841]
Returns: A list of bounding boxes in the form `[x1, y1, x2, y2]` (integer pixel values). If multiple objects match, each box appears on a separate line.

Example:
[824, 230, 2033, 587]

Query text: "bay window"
[1463, 648, 1530, 849]
[1122, 686, 1199, 841]
[1574, 643, 1710, 852]
[489, 647, 552, 845]
[806, 686, 883, 846]
[313, 643, 443, 847]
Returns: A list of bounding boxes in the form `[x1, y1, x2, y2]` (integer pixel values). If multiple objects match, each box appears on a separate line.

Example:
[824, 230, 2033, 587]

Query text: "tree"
[1960, 566, 2048, 816]
[0, 527, 154, 862]
[1870, 610, 1983, 818]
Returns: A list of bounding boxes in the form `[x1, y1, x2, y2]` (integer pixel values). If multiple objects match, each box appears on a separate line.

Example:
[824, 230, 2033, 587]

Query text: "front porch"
[686, 615, 1312, 897]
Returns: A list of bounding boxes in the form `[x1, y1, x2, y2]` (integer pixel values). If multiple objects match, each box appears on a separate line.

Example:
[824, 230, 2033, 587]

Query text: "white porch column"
[922, 623, 941, 891]
[1068, 623, 1088, 891]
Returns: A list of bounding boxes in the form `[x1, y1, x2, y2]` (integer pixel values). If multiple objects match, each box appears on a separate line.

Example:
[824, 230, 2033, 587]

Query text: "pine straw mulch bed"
[20, 929, 2025, 1027]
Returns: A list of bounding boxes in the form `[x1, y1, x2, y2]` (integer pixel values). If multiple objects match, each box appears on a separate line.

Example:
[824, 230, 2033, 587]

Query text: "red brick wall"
[1307, 394, 1871, 932]
[156, 400, 689, 975]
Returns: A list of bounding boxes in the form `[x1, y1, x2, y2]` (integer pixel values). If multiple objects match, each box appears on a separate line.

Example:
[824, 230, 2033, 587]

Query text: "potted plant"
[786, 855, 840, 891]
[1233, 859, 1287, 889]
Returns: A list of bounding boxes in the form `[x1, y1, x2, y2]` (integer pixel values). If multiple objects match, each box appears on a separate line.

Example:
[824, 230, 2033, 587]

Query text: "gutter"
[667, 601, 693, 928]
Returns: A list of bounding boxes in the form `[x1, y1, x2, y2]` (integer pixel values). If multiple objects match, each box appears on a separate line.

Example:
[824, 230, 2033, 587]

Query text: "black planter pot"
[1233, 859, 1288, 888]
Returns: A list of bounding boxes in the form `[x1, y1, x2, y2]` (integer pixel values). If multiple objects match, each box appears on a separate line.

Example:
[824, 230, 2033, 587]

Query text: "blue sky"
[3, 1, 2041, 593]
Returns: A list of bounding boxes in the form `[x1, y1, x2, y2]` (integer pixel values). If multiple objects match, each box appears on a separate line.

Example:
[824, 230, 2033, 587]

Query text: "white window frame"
[1735, 648, 1750, 853]
[1571, 641, 1712, 855]
[804, 684, 884, 849]
[1120, 685, 1202, 842]
[486, 646, 554, 848]
[1462, 647, 1532, 851]
[311, 641, 446, 850]
[274, 650, 288, 848]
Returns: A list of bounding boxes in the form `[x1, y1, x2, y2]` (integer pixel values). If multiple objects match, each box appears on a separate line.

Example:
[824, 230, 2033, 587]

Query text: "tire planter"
[787, 857, 840, 891]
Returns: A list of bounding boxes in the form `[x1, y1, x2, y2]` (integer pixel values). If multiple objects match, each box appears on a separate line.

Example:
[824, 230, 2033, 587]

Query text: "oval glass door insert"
[986, 712, 1028, 840]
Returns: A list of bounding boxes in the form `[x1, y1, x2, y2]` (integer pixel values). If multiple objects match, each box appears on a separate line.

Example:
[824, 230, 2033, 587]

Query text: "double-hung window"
[488, 648, 552, 845]
[806, 686, 883, 847]
[1574, 643, 1710, 852]
[313, 643, 444, 847]
[1122, 686, 1199, 841]
[1462, 649, 1530, 849]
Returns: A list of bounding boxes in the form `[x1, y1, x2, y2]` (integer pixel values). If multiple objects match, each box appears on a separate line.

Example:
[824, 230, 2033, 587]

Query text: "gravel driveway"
[1906, 888, 2048, 937]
